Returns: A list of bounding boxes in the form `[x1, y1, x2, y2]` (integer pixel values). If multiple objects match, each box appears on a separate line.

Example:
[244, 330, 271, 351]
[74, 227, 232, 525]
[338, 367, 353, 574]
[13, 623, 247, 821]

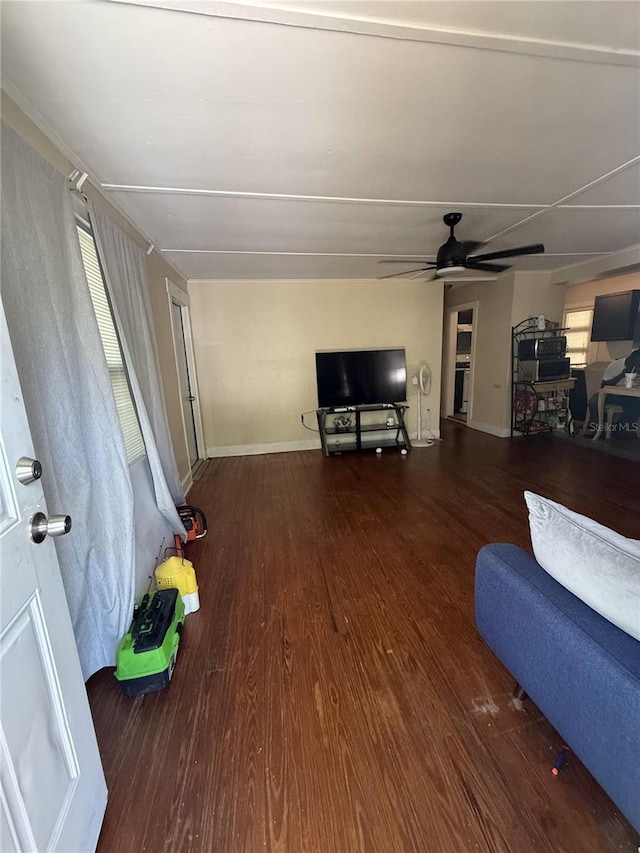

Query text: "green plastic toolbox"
[115, 588, 185, 697]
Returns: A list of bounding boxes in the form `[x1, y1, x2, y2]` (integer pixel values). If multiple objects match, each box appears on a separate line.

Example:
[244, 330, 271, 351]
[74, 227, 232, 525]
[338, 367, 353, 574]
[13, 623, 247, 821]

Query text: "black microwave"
[518, 358, 571, 383]
[518, 336, 567, 360]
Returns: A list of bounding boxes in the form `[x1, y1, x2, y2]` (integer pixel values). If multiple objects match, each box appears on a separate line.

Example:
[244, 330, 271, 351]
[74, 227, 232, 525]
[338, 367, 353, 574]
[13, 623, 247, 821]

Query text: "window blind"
[77, 224, 146, 465]
[563, 308, 593, 367]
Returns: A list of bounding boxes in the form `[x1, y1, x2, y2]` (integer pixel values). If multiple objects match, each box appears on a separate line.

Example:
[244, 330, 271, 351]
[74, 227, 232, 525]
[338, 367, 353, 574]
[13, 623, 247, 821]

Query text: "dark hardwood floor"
[88, 421, 639, 852]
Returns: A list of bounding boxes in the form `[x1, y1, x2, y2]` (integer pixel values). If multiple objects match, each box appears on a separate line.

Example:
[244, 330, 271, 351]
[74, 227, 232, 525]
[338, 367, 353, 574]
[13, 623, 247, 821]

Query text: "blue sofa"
[475, 543, 640, 832]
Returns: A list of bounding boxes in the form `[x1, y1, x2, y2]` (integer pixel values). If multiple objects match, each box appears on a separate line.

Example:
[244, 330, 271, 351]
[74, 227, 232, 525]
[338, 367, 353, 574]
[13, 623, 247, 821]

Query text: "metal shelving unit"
[511, 318, 575, 437]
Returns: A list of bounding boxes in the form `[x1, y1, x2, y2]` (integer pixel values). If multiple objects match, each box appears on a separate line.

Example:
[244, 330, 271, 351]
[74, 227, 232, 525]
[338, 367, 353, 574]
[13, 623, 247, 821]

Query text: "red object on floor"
[177, 505, 208, 542]
[551, 748, 568, 775]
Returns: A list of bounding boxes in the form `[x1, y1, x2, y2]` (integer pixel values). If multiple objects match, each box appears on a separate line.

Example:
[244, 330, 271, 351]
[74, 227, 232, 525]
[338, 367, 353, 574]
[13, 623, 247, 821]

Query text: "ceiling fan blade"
[378, 267, 431, 279]
[467, 243, 545, 263]
[378, 259, 435, 265]
[464, 261, 510, 273]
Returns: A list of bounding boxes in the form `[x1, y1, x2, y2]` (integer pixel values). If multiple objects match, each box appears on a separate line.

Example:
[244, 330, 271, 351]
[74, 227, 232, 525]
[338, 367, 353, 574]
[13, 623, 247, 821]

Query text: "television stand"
[316, 403, 411, 456]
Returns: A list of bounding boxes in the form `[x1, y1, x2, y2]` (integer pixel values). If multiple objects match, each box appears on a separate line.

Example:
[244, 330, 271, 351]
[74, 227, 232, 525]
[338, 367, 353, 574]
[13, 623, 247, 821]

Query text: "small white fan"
[413, 362, 435, 447]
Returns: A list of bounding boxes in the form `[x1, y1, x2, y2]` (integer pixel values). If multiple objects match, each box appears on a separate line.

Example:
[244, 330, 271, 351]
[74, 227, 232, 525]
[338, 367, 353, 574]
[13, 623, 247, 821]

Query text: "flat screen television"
[315, 348, 407, 408]
[590, 289, 640, 342]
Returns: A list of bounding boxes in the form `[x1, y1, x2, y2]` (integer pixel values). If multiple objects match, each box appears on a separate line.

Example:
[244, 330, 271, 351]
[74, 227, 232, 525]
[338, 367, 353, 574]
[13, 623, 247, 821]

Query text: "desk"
[592, 383, 640, 441]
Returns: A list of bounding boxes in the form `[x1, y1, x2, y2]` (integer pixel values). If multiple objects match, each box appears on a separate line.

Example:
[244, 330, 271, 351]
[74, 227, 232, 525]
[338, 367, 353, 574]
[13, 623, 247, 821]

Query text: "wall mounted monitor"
[590, 289, 640, 342]
[315, 348, 407, 408]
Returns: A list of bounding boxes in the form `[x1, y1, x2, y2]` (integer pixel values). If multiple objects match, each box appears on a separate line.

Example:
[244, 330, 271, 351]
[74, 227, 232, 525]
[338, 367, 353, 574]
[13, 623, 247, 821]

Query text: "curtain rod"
[67, 168, 154, 256]
[68, 169, 89, 198]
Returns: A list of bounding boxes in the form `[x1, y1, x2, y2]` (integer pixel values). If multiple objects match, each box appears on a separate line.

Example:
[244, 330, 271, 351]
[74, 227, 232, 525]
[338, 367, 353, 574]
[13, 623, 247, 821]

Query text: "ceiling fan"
[379, 212, 544, 279]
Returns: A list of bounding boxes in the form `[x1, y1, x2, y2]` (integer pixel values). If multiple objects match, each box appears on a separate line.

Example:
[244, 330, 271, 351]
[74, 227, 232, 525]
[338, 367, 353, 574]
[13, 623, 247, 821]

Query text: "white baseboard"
[408, 429, 441, 440]
[207, 430, 449, 457]
[207, 439, 322, 458]
[180, 468, 194, 496]
[466, 420, 511, 438]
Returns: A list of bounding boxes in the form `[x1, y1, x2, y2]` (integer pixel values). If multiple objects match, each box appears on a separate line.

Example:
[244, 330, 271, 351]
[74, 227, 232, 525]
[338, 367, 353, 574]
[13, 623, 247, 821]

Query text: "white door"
[170, 299, 199, 469]
[0, 301, 107, 852]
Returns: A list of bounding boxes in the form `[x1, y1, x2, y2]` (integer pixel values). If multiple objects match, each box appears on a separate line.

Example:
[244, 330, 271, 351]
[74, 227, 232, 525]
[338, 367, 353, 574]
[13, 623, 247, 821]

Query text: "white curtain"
[89, 203, 186, 532]
[1, 122, 135, 679]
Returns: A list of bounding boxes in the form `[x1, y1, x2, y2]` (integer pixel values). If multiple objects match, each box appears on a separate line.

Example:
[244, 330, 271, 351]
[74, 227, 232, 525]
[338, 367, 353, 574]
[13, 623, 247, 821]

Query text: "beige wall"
[510, 271, 567, 328]
[189, 278, 444, 454]
[444, 271, 569, 435]
[2, 91, 192, 487]
[444, 276, 515, 434]
[446, 268, 638, 435]
[564, 271, 640, 363]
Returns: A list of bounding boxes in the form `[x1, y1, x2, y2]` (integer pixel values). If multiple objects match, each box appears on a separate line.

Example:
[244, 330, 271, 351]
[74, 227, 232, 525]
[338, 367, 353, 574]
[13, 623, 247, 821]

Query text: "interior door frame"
[166, 279, 205, 476]
[443, 300, 479, 421]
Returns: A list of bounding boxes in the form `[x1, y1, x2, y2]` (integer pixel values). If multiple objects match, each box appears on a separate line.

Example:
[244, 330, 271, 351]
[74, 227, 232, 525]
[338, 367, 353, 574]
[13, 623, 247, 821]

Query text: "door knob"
[16, 457, 42, 485]
[30, 512, 72, 544]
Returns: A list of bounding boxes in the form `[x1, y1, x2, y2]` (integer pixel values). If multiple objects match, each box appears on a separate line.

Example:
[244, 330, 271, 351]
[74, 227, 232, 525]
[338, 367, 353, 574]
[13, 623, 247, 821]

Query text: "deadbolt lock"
[16, 457, 43, 485]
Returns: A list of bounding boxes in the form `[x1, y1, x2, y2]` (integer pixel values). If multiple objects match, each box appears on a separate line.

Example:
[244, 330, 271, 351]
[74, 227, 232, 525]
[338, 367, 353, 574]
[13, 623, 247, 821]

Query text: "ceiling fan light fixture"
[378, 213, 544, 282]
[436, 265, 465, 277]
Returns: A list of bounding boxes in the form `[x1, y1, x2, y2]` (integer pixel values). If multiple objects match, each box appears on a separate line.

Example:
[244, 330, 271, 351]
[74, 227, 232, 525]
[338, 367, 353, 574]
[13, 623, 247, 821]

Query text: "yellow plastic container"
[155, 556, 200, 615]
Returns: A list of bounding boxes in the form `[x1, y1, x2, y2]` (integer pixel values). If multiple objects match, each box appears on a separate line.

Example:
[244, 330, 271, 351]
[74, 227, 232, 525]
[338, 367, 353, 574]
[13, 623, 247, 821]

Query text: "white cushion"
[524, 491, 640, 641]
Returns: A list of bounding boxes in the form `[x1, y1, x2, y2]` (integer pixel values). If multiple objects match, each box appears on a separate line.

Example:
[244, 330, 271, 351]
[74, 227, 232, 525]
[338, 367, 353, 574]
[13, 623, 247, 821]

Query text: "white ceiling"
[1, 0, 639, 280]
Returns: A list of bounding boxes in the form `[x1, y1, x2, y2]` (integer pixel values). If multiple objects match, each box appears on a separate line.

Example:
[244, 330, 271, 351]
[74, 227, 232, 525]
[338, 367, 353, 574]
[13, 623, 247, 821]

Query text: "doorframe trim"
[443, 300, 479, 422]
[165, 279, 206, 467]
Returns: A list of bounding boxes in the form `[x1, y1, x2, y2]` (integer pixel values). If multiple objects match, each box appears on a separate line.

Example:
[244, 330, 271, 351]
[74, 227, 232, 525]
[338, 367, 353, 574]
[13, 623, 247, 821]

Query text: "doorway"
[166, 280, 204, 476]
[443, 302, 478, 425]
